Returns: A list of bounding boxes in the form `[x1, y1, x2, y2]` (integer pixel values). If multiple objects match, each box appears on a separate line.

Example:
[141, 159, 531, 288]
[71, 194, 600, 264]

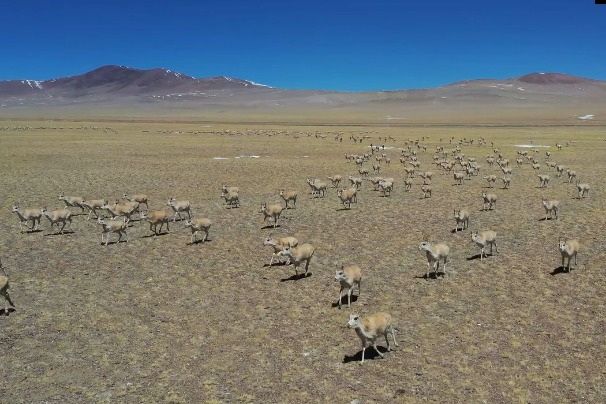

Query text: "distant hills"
[0, 65, 271, 100]
[1, 66, 605, 122]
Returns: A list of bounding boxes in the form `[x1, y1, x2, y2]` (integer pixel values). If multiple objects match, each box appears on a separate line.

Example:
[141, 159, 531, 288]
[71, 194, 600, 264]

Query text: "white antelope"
[576, 181, 590, 198]
[558, 238, 579, 272]
[0, 258, 15, 316]
[263, 234, 298, 266]
[260, 202, 283, 228]
[348, 176, 363, 189]
[167, 198, 192, 222]
[97, 217, 128, 246]
[42, 207, 73, 234]
[222, 185, 240, 195]
[421, 185, 432, 198]
[542, 199, 560, 220]
[501, 176, 511, 189]
[537, 174, 550, 188]
[419, 238, 450, 278]
[453, 171, 464, 185]
[419, 171, 433, 185]
[484, 175, 497, 188]
[185, 218, 212, 244]
[307, 178, 328, 197]
[403, 178, 412, 191]
[482, 192, 497, 210]
[327, 175, 343, 188]
[12, 205, 43, 232]
[471, 230, 499, 260]
[335, 265, 362, 309]
[347, 312, 398, 365]
[358, 167, 369, 177]
[379, 179, 394, 197]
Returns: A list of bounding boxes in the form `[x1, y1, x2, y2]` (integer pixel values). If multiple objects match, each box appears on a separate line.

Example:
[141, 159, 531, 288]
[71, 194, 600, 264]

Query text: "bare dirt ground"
[1, 119, 605, 403]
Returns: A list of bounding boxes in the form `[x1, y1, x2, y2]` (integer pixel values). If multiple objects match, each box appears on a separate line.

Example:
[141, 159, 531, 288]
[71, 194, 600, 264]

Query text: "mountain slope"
[1, 67, 605, 113]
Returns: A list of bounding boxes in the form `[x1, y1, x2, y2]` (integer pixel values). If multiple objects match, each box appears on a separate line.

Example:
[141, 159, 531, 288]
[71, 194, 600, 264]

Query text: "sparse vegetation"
[1, 119, 604, 402]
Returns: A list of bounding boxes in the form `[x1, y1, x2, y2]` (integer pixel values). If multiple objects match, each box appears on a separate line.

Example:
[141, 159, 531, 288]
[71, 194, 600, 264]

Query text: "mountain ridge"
[1, 65, 605, 111]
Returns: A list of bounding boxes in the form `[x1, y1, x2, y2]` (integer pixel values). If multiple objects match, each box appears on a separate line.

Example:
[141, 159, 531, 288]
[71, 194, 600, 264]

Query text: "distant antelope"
[576, 181, 590, 198]
[542, 199, 560, 220]
[453, 171, 464, 185]
[454, 208, 470, 232]
[482, 192, 497, 211]
[421, 185, 432, 198]
[484, 175, 497, 188]
[537, 174, 550, 188]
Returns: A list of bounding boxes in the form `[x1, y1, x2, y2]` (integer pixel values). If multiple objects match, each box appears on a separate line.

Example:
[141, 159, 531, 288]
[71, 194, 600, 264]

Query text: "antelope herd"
[6, 132, 593, 364]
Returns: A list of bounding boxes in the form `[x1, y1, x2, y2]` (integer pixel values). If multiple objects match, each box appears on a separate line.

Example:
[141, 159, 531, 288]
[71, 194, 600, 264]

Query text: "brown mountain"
[0, 65, 273, 100]
[516, 72, 596, 85]
[0, 67, 605, 120]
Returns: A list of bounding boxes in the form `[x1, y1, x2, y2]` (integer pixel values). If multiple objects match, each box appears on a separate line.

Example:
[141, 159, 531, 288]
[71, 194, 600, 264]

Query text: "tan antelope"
[347, 313, 398, 365]
[471, 230, 499, 260]
[0, 258, 15, 316]
[558, 238, 579, 272]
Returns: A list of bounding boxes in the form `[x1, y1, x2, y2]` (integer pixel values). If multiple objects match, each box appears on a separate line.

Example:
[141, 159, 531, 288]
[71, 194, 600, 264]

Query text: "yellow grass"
[1, 116, 605, 402]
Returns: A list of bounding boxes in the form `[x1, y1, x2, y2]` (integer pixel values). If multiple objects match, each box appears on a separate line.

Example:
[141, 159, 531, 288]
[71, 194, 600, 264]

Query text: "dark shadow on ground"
[280, 273, 311, 282]
[343, 346, 391, 363]
[331, 294, 359, 308]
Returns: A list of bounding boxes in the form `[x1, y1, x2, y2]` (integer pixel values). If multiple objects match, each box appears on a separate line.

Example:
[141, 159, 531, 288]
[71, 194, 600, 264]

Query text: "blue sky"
[2, 0, 604, 91]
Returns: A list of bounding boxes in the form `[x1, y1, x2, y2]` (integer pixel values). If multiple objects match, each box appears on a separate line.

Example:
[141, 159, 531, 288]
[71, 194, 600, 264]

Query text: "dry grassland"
[1, 119, 605, 403]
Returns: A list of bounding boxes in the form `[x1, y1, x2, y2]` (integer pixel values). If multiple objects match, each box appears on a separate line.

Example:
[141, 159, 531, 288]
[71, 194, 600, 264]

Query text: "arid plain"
[1, 108, 605, 403]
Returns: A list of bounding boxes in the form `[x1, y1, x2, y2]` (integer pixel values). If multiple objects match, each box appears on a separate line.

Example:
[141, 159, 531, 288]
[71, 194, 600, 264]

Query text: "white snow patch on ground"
[514, 144, 550, 148]
[235, 155, 261, 159]
[385, 116, 406, 120]
[578, 114, 594, 120]
[212, 157, 229, 160]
